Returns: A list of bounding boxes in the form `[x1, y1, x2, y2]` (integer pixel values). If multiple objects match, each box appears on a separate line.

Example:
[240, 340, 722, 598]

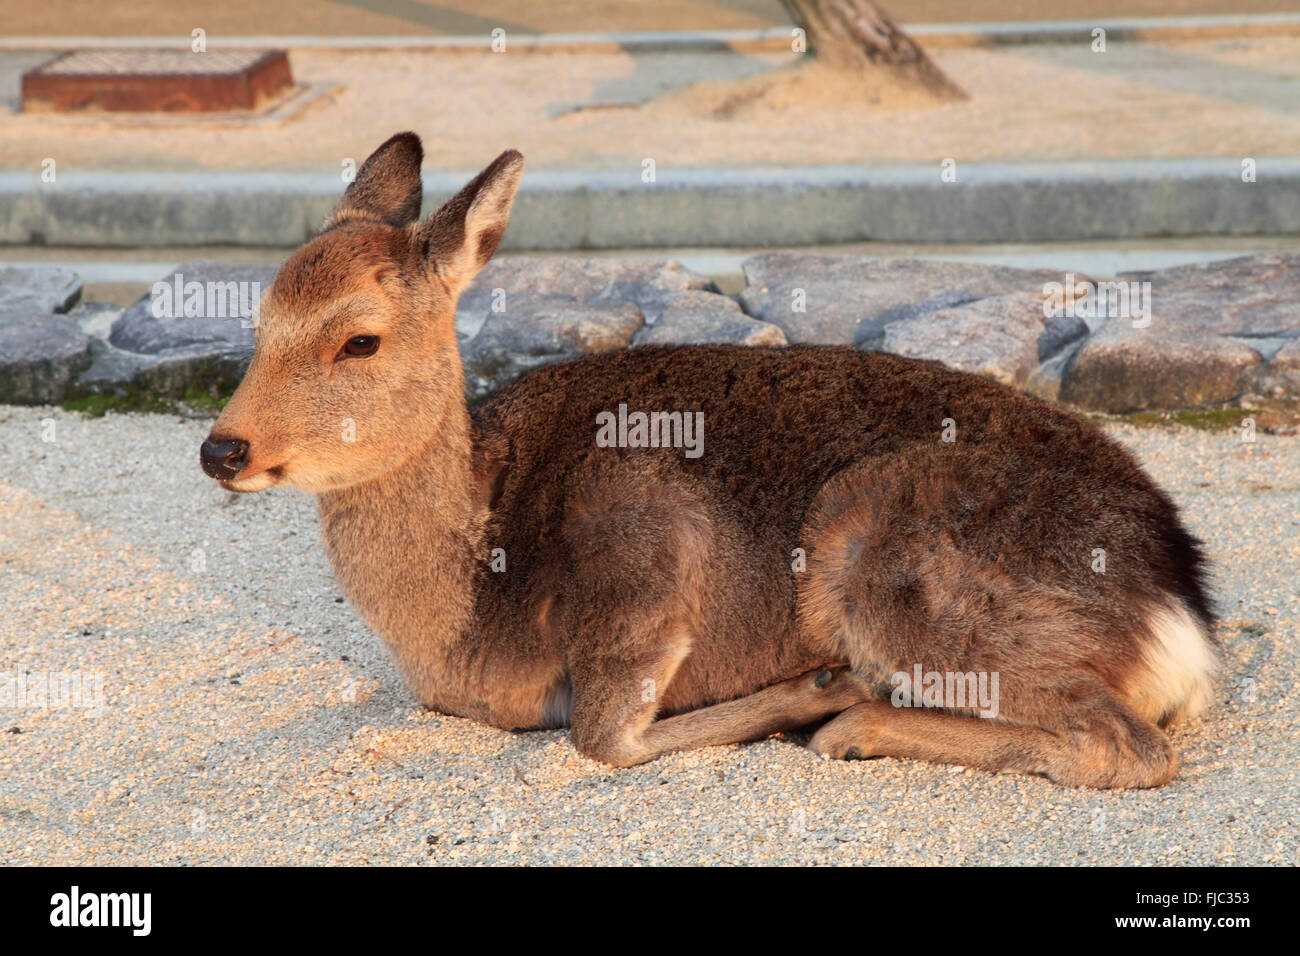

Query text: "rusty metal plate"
[22, 49, 294, 112]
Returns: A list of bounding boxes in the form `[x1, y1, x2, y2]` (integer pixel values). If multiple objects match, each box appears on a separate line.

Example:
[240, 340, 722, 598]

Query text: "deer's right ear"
[322, 132, 424, 231]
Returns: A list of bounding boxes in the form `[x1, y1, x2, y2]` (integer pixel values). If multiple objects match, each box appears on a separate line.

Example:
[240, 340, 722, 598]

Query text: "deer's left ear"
[323, 131, 424, 231]
[415, 149, 524, 298]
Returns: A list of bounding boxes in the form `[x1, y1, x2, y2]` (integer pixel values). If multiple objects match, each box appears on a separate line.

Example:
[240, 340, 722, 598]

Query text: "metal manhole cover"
[22, 49, 294, 112]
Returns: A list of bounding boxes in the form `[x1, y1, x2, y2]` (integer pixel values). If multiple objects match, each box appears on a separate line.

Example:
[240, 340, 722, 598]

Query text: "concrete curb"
[907, 13, 1300, 46]
[3, 159, 1299, 249]
[4, 14, 1300, 52]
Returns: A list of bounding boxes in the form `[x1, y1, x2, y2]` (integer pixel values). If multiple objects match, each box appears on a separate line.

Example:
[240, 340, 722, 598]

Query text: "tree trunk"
[780, 0, 965, 99]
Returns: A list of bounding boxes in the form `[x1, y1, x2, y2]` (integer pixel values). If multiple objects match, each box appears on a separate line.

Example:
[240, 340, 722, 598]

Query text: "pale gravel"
[0, 406, 1296, 866]
[6, 38, 1300, 171]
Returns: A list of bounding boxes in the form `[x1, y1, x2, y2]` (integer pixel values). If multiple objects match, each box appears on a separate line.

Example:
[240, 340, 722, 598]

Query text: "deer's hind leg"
[572, 657, 870, 768]
[808, 690, 1177, 789]
[796, 448, 1180, 789]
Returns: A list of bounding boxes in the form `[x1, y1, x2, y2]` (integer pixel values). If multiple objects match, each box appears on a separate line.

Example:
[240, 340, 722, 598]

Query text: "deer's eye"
[340, 335, 379, 359]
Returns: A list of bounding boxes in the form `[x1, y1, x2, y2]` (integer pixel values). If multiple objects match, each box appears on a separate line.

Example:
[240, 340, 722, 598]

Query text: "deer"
[199, 132, 1218, 788]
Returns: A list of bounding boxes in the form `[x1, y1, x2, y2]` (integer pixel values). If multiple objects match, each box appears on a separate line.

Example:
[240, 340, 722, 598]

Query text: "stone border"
[4, 254, 1297, 423]
[4, 158, 1299, 248]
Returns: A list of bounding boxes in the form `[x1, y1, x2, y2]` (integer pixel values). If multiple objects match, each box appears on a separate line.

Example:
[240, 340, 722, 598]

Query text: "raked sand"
[0, 406, 1296, 865]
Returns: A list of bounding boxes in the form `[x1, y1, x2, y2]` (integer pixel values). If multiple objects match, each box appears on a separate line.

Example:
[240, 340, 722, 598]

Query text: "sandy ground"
[4, 35, 1300, 170]
[7, 1, 1300, 37]
[0, 405, 1295, 866]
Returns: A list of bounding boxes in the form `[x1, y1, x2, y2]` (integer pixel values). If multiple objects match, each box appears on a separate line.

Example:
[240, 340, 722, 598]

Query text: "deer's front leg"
[560, 464, 868, 766]
[639, 666, 870, 763]
[569, 657, 870, 767]
[559, 538, 863, 770]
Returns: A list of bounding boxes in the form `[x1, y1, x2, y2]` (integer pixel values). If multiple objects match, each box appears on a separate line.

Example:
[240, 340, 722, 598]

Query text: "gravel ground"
[7, 37, 1300, 171]
[0, 405, 1295, 866]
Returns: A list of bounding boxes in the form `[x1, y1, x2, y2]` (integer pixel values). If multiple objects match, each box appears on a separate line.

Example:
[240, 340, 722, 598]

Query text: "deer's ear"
[415, 149, 524, 298]
[323, 132, 424, 230]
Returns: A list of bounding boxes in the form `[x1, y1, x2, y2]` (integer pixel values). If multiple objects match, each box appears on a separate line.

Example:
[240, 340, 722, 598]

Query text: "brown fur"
[202, 132, 1217, 788]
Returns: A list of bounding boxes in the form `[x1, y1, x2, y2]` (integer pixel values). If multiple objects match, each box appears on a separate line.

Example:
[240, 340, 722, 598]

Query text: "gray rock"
[0, 308, 93, 404]
[69, 316, 246, 400]
[63, 300, 167, 397]
[1025, 345, 1081, 404]
[64, 299, 156, 395]
[463, 298, 644, 400]
[1247, 337, 1300, 400]
[589, 282, 686, 328]
[456, 290, 576, 342]
[880, 293, 1048, 388]
[109, 261, 274, 356]
[1060, 317, 1261, 412]
[68, 300, 125, 339]
[130, 350, 252, 398]
[74, 336, 159, 394]
[1118, 254, 1300, 338]
[737, 253, 1084, 347]
[457, 257, 718, 337]
[1226, 336, 1293, 362]
[103, 261, 273, 396]
[1039, 311, 1090, 361]
[634, 290, 787, 347]
[0, 266, 82, 314]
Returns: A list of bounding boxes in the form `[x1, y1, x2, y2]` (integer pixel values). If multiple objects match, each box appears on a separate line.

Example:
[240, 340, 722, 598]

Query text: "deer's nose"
[200, 436, 250, 480]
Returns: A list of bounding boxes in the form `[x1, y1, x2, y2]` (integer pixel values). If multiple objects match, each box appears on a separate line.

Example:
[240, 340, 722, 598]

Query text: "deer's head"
[200, 133, 523, 493]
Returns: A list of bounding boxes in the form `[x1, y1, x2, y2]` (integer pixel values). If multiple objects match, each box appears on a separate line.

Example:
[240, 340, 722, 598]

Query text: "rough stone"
[62, 300, 164, 396]
[1118, 254, 1300, 338]
[1039, 311, 1090, 361]
[635, 290, 787, 348]
[6, 253, 1293, 416]
[737, 253, 1083, 347]
[130, 351, 253, 398]
[74, 337, 159, 395]
[463, 297, 643, 400]
[1248, 337, 1300, 400]
[102, 261, 273, 396]
[68, 300, 125, 339]
[1025, 345, 1084, 404]
[0, 308, 93, 403]
[109, 261, 274, 357]
[0, 266, 82, 314]
[457, 257, 718, 338]
[881, 293, 1058, 388]
[1060, 317, 1262, 412]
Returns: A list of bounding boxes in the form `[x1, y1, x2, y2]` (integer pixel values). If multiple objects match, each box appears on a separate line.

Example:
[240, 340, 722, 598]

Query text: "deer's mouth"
[219, 464, 285, 493]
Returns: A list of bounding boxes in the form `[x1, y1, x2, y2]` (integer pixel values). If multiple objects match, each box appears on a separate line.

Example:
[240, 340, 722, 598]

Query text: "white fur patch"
[1130, 602, 1218, 725]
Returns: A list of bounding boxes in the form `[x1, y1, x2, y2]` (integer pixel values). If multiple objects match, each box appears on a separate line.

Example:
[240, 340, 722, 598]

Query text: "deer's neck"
[316, 398, 486, 710]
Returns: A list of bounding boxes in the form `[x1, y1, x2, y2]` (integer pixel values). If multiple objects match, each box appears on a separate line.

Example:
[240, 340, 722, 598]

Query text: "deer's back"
[467, 345, 1211, 709]
[473, 344, 1148, 539]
